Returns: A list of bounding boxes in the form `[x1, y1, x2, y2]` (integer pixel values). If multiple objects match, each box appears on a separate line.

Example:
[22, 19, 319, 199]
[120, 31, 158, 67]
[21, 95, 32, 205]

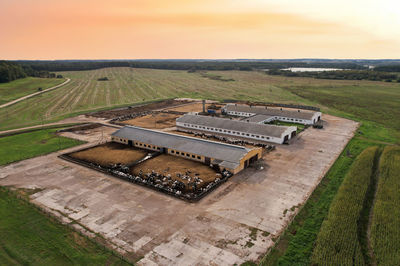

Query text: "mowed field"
[0, 77, 64, 105]
[0, 68, 304, 131]
[1, 67, 399, 139]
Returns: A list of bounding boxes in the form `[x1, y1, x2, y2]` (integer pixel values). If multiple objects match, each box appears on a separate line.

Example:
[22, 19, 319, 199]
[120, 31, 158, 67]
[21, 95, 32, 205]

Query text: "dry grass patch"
[70, 142, 148, 167]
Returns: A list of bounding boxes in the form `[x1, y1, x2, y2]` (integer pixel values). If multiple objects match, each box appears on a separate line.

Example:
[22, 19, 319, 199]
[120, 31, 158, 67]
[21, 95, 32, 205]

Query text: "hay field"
[1, 67, 399, 139]
[132, 154, 218, 189]
[0, 68, 303, 131]
[70, 142, 148, 167]
[121, 113, 180, 129]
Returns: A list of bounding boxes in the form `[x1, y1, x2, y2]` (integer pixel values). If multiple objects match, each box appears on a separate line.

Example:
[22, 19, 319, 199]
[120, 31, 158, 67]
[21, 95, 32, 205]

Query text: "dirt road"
[0, 78, 71, 109]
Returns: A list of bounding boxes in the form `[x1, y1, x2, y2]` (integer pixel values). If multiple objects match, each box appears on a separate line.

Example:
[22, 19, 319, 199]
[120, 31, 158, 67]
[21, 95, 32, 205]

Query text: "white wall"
[176, 121, 289, 144]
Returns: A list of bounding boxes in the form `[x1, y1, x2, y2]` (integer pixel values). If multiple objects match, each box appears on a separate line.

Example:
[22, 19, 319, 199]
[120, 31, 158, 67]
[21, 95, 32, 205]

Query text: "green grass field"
[0, 128, 84, 166]
[311, 146, 378, 265]
[0, 187, 130, 265]
[0, 68, 399, 141]
[0, 68, 309, 131]
[0, 77, 64, 105]
[370, 146, 400, 265]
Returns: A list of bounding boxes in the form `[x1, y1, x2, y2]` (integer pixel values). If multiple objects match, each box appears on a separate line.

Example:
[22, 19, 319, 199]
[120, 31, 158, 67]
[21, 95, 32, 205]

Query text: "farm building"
[222, 104, 321, 125]
[111, 126, 262, 174]
[176, 114, 297, 144]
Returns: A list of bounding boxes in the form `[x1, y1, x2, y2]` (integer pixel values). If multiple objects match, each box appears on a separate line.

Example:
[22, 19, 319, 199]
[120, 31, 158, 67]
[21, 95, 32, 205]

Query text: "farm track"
[366, 160, 380, 266]
[359, 148, 382, 266]
[0, 78, 70, 109]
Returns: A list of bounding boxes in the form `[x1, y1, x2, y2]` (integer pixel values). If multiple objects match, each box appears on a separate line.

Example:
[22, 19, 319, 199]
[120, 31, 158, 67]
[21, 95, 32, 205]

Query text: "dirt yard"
[165, 102, 222, 113]
[0, 114, 358, 265]
[132, 154, 218, 189]
[121, 113, 180, 129]
[70, 142, 148, 167]
[90, 99, 191, 119]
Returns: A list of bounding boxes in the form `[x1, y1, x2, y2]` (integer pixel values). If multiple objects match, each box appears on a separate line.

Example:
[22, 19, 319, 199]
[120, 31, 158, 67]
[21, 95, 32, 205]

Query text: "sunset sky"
[1, 0, 399, 59]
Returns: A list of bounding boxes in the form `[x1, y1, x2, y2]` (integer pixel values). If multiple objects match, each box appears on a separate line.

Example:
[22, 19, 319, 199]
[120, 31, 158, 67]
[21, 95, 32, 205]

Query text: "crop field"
[311, 146, 378, 265]
[121, 112, 181, 129]
[0, 128, 84, 166]
[0, 77, 64, 105]
[370, 146, 400, 265]
[69, 142, 148, 167]
[0, 187, 130, 265]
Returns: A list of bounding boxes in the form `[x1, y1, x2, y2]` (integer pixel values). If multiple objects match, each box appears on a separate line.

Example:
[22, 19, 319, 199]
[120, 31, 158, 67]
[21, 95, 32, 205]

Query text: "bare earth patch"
[121, 113, 181, 129]
[70, 142, 148, 167]
[0, 114, 358, 265]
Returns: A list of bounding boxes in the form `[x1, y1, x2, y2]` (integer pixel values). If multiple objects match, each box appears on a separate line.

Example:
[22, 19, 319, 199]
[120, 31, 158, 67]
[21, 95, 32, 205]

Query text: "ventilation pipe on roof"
[202, 99, 206, 113]
[298, 110, 300, 112]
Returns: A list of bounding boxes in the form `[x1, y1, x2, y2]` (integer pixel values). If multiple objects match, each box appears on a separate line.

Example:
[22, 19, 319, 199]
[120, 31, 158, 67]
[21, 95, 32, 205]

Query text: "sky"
[1, 0, 399, 59]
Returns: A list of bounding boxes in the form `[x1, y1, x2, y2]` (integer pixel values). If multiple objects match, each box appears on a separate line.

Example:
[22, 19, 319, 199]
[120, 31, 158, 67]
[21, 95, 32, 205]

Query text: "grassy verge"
[0, 127, 84, 166]
[370, 146, 400, 265]
[0, 187, 130, 265]
[260, 137, 378, 265]
[0, 77, 64, 105]
[310, 146, 378, 265]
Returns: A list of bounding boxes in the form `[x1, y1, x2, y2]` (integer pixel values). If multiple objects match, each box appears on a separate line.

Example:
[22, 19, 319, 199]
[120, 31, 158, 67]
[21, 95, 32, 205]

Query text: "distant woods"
[266, 69, 400, 82]
[0, 61, 60, 83]
[2, 59, 400, 83]
[15, 60, 366, 72]
[0, 61, 26, 83]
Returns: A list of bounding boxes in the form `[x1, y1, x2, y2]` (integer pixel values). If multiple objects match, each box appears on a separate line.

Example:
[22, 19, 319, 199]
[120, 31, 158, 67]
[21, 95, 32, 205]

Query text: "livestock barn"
[176, 114, 297, 144]
[111, 126, 262, 174]
[222, 103, 322, 125]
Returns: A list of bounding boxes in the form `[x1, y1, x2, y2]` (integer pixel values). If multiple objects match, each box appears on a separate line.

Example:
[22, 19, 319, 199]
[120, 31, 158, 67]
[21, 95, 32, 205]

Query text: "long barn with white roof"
[176, 114, 297, 144]
[222, 104, 321, 125]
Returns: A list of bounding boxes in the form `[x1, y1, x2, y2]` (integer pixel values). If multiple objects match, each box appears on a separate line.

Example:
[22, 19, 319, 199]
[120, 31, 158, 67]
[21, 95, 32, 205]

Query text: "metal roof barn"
[111, 126, 251, 165]
[225, 104, 318, 120]
[177, 114, 292, 138]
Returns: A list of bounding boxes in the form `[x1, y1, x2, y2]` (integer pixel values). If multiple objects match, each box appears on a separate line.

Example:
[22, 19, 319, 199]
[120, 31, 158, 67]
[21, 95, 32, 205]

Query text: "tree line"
[15, 60, 366, 72]
[0, 61, 56, 83]
[266, 69, 400, 82]
[374, 64, 400, 72]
